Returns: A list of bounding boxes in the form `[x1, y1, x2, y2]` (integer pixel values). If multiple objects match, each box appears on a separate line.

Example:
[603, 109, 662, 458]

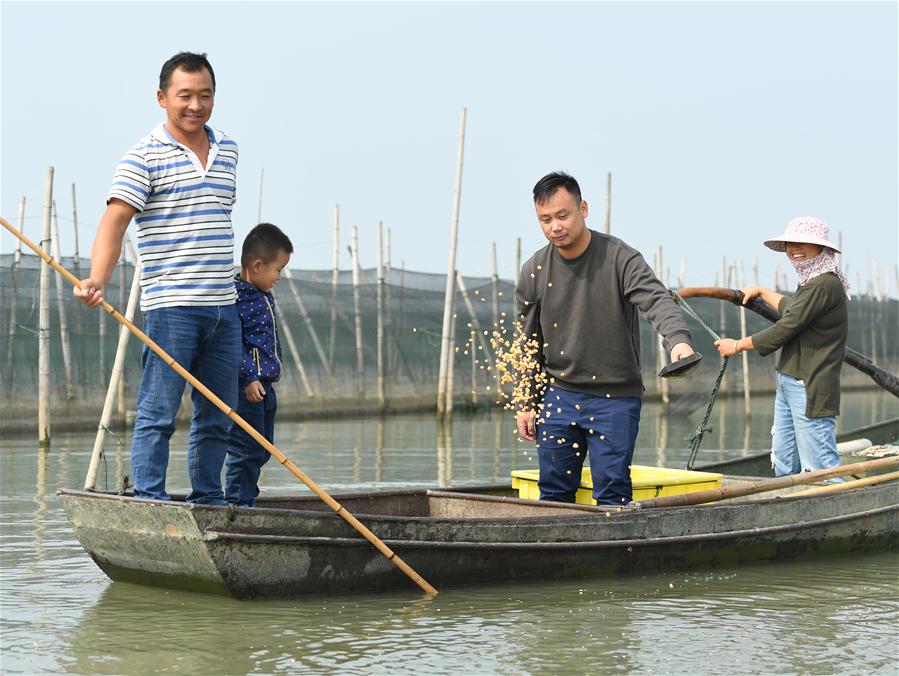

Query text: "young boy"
[225, 223, 294, 507]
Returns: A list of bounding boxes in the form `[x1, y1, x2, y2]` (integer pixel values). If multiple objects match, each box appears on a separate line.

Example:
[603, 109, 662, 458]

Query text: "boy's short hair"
[241, 223, 294, 267]
[159, 52, 216, 92]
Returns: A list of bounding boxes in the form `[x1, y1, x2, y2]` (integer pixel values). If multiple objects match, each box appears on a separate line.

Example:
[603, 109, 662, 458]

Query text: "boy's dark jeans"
[225, 383, 276, 507]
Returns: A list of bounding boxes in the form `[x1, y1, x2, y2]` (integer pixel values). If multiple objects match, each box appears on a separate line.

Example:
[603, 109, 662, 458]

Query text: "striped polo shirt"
[108, 123, 239, 311]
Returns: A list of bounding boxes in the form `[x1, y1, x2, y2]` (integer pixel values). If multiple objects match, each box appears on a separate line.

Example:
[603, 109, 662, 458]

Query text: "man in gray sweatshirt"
[516, 172, 695, 505]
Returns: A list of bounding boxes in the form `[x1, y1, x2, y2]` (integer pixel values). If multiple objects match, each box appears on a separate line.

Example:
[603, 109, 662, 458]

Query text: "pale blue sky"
[2, 1, 897, 294]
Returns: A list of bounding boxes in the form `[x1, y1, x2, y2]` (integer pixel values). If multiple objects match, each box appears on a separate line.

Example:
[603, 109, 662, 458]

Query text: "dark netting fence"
[1, 252, 896, 429]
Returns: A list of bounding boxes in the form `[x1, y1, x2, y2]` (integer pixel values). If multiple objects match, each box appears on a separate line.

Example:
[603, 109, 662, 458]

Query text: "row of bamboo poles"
[6, 108, 898, 445]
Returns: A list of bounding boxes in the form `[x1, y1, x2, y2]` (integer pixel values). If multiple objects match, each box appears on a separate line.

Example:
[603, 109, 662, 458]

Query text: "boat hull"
[59, 482, 899, 598]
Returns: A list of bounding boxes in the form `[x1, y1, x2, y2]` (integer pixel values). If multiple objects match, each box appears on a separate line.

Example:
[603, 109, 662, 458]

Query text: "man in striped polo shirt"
[75, 52, 240, 505]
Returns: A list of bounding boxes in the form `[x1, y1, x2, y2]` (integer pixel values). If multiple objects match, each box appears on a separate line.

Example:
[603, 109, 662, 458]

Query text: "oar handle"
[676, 286, 899, 398]
[0, 216, 438, 596]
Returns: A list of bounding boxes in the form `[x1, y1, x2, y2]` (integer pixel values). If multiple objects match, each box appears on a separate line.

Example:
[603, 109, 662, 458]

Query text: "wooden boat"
[59, 421, 899, 598]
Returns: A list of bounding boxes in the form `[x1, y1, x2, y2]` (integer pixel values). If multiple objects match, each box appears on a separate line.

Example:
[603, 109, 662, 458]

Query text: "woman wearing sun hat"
[715, 217, 851, 477]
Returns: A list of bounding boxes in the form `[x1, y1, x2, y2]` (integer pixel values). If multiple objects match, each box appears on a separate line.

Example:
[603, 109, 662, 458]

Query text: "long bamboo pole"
[631, 456, 899, 509]
[0, 215, 437, 596]
[677, 287, 899, 397]
[50, 202, 74, 400]
[5, 197, 25, 384]
[275, 302, 315, 398]
[490, 242, 499, 330]
[71, 184, 80, 277]
[351, 224, 364, 400]
[456, 273, 492, 357]
[85, 241, 142, 490]
[376, 221, 385, 411]
[38, 168, 54, 447]
[437, 107, 467, 418]
[738, 263, 751, 417]
[329, 205, 339, 372]
[603, 172, 611, 234]
[282, 268, 334, 384]
[788, 471, 899, 498]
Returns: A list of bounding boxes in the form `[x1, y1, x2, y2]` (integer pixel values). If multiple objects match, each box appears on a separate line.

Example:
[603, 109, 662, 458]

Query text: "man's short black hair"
[533, 171, 582, 205]
[241, 223, 294, 267]
[159, 52, 216, 92]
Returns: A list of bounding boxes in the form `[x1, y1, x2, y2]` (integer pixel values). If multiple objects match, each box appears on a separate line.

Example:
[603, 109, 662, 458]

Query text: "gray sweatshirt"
[516, 230, 692, 401]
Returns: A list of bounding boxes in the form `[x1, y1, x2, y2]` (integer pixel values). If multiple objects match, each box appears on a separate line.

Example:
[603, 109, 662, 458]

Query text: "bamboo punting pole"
[50, 201, 75, 400]
[351, 224, 364, 400]
[5, 197, 25, 385]
[328, 205, 339, 371]
[275, 302, 315, 398]
[376, 221, 385, 411]
[437, 106, 467, 418]
[282, 268, 334, 385]
[0, 216, 436, 594]
[603, 172, 611, 234]
[38, 168, 54, 446]
[85, 242, 142, 490]
[70, 184, 80, 277]
[98, 297, 107, 381]
[490, 242, 499, 329]
[632, 456, 899, 509]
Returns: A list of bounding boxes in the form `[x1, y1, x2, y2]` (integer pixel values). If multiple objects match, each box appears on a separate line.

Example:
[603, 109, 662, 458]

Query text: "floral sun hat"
[763, 217, 841, 253]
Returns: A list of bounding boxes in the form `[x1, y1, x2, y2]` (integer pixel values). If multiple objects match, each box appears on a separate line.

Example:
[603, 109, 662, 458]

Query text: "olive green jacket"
[751, 273, 848, 417]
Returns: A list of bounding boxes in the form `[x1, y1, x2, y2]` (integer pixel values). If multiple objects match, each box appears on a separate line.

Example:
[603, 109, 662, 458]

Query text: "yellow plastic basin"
[511, 464, 723, 504]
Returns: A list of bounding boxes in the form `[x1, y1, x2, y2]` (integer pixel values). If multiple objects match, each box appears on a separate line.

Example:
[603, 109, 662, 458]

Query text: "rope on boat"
[671, 291, 731, 470]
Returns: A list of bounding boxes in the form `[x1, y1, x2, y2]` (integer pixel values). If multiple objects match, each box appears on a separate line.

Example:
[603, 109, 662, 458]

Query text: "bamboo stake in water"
[654, 247, 668, 408]
[5, 197, 25, 385]
[85, 240, 142, 490]
[445, 310, 457, 416]
[351, 224, 364, 400]
[456, 273, 492, 358]
[50, 202, 74, 400]
[490, 242, 499, 329]
[38, 167, 54, 447]
[385, 227, 396, 381]
[0, 215, 437, 595]
[116, 241, 127, 418]
[282, 267, 334, 385]
[70, 184, 80, 278]
[328, 205, 340, 372]
[738, 262, 751, 417]
[469, 329, 478, 406]
[275, 302, 315, 398]
[515, 237, 521, 279]
[437, 107, 467, 418]
[603, 172, 611, 234]
[376, 221, 386, 411]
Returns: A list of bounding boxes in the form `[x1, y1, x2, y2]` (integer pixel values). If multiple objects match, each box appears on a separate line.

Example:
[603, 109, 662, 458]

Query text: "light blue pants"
[771, 371, 842, 480]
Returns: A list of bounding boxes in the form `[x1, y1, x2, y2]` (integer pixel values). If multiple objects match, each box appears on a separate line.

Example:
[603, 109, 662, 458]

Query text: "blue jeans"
[771, 371, 842, 480]
[536, 387, 642, 506]
[225, 383, 276, 507]
[131, 305, 241, 504]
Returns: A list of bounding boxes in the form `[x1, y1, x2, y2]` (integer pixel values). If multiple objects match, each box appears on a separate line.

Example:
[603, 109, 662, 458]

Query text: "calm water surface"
[2, 392, 898, 674]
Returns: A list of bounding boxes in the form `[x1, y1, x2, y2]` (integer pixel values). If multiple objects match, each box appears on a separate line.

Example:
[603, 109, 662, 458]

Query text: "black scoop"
[658, 352, 703, 379]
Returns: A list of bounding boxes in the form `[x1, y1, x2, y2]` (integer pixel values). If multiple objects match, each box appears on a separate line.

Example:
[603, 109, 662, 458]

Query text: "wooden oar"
[0, 216, 438, 596]
[630, 455, 899, 509]
[677, 286, 899, 398]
